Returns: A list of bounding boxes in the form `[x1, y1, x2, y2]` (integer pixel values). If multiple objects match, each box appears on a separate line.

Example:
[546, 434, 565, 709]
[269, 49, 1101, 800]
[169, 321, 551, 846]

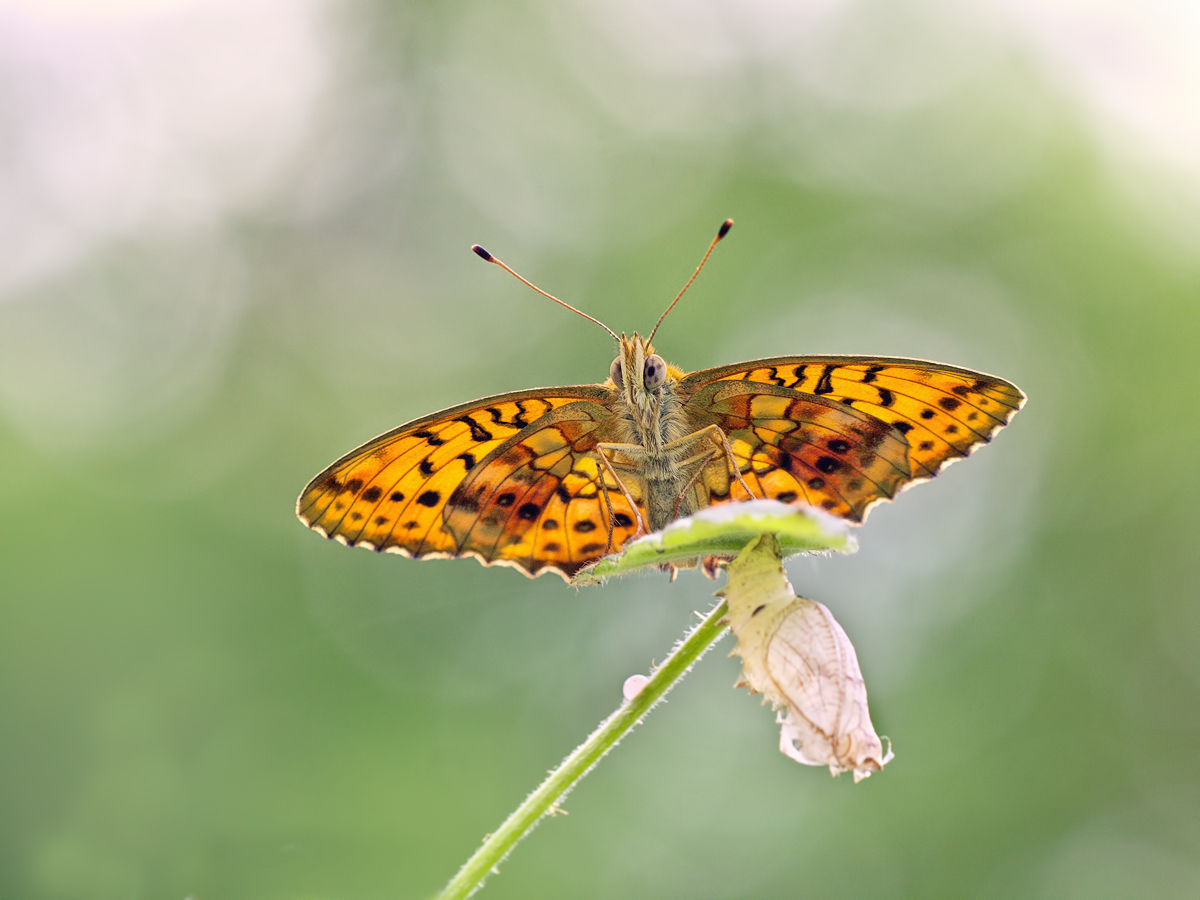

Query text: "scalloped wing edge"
[299, 516, 581, 582]
[852, 382, 1026, 523]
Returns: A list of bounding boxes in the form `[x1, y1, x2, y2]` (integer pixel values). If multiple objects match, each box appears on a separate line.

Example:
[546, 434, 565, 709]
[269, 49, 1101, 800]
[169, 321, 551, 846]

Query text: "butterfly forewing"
[679, 356, 1024, 520]
[297, 387, 635, 576]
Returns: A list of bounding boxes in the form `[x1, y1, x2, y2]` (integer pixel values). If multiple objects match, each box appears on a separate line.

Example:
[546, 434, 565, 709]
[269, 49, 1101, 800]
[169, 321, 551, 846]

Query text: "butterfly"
[297, 220, 1024, 581]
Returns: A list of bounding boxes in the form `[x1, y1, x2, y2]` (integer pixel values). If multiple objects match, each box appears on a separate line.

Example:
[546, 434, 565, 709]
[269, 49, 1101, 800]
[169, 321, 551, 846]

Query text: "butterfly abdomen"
[643, 455, 696, 532]
[643, 382, 708, 530]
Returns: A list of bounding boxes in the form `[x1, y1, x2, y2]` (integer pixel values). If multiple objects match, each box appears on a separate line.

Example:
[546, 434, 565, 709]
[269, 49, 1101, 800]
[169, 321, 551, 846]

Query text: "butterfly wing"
[297, 386, 639, 580]
[678, 356, 1024, 521]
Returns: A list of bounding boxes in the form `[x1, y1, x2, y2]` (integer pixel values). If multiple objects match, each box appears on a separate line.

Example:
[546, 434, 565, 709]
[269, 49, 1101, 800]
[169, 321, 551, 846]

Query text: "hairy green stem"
[434, 598, 731, 900]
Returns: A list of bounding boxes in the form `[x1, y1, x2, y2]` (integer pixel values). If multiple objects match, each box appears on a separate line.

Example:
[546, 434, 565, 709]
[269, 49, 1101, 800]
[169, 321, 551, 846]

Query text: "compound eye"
[643, 354, 667, 390]
[609, 357, 623, 388]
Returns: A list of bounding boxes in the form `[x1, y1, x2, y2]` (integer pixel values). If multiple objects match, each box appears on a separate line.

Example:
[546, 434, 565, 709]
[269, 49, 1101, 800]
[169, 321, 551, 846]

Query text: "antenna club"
[647, 220, 731, 343]
[469, 241, 621, 341]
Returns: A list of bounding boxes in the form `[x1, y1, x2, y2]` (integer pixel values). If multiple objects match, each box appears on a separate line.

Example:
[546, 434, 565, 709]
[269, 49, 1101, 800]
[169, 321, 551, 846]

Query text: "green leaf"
[574, 500, 857, 584]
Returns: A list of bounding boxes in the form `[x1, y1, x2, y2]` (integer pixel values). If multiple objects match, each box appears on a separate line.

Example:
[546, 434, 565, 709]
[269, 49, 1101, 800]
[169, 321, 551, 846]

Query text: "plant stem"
[434, 598, 731, 900]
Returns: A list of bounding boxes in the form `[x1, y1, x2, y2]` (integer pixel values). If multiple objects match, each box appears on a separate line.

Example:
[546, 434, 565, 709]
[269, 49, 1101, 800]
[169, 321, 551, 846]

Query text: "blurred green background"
[3, 1, 1199, 898]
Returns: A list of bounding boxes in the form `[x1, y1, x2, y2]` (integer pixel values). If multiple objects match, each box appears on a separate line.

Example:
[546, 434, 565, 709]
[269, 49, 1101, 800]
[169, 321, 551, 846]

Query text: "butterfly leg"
[593, 444, 649, 537]
[665, 425, 758, 503]
[595, 478, 619, 554]
[670, 447, 720, 521]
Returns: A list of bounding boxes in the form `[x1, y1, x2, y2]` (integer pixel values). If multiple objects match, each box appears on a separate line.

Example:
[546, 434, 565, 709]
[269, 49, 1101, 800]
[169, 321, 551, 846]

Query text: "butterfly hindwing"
[441, 400, 641, 578]
[684, 379, 912, 520]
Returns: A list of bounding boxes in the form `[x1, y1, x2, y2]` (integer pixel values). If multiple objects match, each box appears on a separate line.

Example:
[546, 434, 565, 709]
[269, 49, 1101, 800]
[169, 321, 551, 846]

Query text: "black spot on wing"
[815, 456, 841, 474]
[412, 430, 445, 446]
[486, 401, 532, 429]
[455, 416, 494, 442]
[813, 365, 836, 395]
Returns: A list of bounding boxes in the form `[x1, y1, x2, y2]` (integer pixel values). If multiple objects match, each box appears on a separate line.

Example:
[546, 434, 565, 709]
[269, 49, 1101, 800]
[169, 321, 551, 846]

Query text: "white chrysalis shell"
[722, 534, 892, 782]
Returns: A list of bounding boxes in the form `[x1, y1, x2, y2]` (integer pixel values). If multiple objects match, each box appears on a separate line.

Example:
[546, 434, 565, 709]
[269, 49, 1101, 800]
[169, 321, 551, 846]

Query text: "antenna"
[647, 218, 732, 343]
[471, 244, 620, 342]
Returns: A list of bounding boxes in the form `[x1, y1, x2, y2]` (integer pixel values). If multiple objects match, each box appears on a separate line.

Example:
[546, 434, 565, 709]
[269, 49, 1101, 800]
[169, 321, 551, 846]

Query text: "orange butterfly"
[297, 221, 1024, 580]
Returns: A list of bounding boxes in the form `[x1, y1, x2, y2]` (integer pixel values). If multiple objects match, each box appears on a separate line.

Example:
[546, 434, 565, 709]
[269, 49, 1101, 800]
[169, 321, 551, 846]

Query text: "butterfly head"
[609, 332, 675, 408]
